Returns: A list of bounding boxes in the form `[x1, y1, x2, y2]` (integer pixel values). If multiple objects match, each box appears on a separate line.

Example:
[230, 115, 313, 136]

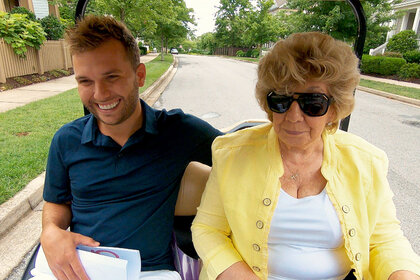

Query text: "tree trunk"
[161, 36, 164, 61]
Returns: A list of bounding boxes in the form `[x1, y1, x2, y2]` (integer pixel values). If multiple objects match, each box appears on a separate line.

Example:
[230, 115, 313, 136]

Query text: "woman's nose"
[285, 101, 304, 122]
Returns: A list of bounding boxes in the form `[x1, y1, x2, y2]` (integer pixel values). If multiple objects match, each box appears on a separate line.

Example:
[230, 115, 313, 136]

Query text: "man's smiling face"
[73, 39, 145, 127]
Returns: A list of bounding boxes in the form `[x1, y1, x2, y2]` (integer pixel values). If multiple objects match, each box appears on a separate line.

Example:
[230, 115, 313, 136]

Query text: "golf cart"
[21, 0, 366, 279]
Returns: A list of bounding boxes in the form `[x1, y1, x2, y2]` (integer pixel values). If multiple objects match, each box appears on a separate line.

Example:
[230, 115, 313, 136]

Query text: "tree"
[214, 0, 252, 47]
[197, 32, 216, 54]
[241, 0, 280, 49]
[151, 0, 195, 60]
[283, 0, 402, 52]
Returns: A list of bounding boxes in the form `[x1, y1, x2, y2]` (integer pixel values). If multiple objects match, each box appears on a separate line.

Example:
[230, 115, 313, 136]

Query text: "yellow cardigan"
[191, 123, 420, 280]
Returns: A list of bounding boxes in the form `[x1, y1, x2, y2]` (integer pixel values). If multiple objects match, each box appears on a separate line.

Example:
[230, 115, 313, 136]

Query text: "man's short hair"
[65, 15, 140, 70]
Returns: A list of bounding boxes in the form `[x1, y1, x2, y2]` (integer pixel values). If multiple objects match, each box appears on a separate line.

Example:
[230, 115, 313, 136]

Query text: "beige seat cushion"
[175, 161, 211, 216]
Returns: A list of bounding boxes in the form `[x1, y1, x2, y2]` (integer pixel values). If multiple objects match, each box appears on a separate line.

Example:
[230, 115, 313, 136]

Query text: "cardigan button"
[349, 228, 356, 237]
[256, 220, 264, 229]
[252, 266, 261, 272]
[355, 253, 361, 261]
[342, 205, 350, 213]
[253, 244, 260, 251]
[263, 198, 271, 206]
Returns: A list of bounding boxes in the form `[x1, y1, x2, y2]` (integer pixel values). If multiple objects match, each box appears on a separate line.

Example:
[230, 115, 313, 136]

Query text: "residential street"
[157, 54, 420, 254]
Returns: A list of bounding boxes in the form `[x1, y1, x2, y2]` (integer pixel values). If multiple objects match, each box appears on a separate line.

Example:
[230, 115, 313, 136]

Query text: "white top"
[267, 188, 352, 280]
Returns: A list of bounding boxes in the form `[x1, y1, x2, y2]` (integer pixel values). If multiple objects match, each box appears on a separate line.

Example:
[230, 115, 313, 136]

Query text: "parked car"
[170, 48, 179, 54]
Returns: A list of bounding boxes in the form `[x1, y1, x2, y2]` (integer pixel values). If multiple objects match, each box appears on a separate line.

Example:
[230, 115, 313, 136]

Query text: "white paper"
[30, 245, 141, 280]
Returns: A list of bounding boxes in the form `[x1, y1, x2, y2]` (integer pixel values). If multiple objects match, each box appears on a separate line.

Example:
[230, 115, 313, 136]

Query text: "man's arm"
[41, 202, 99, 280]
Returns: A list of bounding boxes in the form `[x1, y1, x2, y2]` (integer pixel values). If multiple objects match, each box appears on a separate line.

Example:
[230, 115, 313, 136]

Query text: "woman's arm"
[368, 154, 420, 279]
[216, 261, 260, 280]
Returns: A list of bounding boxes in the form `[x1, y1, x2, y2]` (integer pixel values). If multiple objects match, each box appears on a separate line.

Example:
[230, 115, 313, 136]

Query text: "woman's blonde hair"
[255, 32, 360, 133]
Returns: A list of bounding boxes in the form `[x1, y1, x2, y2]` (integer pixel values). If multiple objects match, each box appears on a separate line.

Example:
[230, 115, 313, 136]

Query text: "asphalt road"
[157, 54, 420, 254]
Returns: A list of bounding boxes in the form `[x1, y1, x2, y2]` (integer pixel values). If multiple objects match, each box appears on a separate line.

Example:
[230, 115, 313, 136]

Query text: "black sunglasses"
[267, 91, 333, 117]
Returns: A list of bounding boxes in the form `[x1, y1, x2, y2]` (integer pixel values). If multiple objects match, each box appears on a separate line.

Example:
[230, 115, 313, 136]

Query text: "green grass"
[0, 54, 173, 205]
[140, 54, 174, 93]
[360, 79, 420, 100]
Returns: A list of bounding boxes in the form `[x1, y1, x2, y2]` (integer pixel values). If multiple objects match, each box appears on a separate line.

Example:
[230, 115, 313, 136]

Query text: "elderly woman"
[191, 32, 420, 280]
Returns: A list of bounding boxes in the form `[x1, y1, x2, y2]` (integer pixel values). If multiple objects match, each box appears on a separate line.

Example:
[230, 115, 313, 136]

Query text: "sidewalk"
[0, 52, 173, 280]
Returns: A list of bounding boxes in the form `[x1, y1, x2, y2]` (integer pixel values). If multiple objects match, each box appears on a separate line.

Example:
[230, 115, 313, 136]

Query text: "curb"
[0, 173, 45, 238]
[357, 85, 420, 107]
[0, 55, 178, 279]
[141, 56, 178, 105]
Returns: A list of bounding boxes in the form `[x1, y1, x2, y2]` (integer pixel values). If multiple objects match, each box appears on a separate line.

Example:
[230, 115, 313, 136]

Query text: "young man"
[40, 15, 222, 280]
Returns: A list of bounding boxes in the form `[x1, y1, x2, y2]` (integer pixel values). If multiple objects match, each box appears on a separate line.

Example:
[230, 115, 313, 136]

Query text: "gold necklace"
[281, 156, 299, 181]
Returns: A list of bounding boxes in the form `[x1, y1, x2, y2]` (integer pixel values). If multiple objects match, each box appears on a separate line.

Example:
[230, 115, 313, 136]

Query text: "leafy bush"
[251, 49, 260, 58]
[382, 51, 403, 58]
[139, 46, 147, 55]
[245, 49, 253, 57]
[40, 15, 65, 40]
[398, 63, 420, 79]
[361, 55, 406, 76]
[403, 50, 420, 64]
[10, 6, 36, 21]
[236, 50, 245, 57]
[379, 57, 407, 75]
[386, 30, 418, 54]
[0, 12, 46, 57]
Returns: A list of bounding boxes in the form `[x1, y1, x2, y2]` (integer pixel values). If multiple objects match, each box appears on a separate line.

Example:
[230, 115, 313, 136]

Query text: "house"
[0, 0, 59, 19]
[370, 0, 420, 54]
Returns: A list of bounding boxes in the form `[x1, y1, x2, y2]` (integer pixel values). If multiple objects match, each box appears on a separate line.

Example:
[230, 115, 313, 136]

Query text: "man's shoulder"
[155, 108, 221, 135]
[53, 115, 91, 141]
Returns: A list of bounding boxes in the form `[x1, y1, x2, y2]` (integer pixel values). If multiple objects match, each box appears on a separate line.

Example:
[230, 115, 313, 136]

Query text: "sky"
[184, 0, 219, 36]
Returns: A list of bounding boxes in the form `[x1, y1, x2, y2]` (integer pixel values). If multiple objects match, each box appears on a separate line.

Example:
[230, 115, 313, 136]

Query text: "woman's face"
[272, 81, 335, 151]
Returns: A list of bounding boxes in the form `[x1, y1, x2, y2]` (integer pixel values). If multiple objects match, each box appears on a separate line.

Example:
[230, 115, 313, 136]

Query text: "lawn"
[359, 79, 420, 100]
[0, 54, 173, 204]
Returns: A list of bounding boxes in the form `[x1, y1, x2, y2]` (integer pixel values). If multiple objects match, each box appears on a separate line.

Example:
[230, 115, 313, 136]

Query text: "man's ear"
[136, 63, 146, 87]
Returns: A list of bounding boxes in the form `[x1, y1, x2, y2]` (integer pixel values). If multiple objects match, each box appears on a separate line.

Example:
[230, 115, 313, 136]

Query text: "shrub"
[382, 51, 403, 58]
[386, 30, 418, 54]
[245, 49, 253, 57]
[139, 46, 147, 55]
[403, 50, 420, 64]
[251, 49, 260, 58]
[236, 50, 245, 57]
[398, 63, 420, 79]
[40, 15, 65, 40]
[10, 6, 36, 21]
[379, 57, 406, 75]
[361, 55, 406, 76]
[0, 12, 46, 57]
[360, 55, 381, 74]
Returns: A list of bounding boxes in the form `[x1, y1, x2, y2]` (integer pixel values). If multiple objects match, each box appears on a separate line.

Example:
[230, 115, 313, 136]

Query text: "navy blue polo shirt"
[43, 100, 222, 271]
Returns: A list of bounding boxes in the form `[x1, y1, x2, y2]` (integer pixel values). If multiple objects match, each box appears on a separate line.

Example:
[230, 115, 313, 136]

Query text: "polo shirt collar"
[81, 99, 159, 145]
